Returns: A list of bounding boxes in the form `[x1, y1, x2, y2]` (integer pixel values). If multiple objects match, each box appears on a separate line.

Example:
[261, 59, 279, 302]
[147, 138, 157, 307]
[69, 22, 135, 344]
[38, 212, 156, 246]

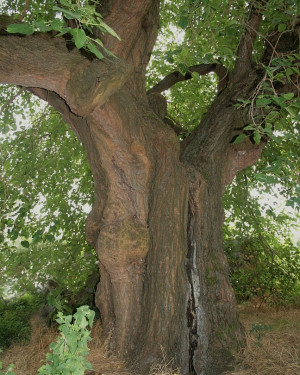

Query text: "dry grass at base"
[85, 320, 131, 375]
[1, 315, 131, 375]
[225, 307, 300, 375]
[1, 314, 58, 374]
[1, 307, 300, 375]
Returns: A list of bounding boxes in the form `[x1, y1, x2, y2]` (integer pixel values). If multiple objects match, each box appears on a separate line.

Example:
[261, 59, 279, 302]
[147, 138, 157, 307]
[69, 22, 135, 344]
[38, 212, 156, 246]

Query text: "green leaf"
[34, 20, 52, 32]
[237, 99, 251, 105]
[178, 14, 189, 29]
[98, 22, 121, 40]
[94, 38, 104, 47]
[256, 97, 272, 107]
[271, 95, 286, 108]
[53, 6, 82, 20]
[283, 93, 294, 100]
[87, 42, 104, 60]
[285, 198, 294, 208]
[32, 229, 43, 243]
[268, 133, 281, 144]
[70, 29, 87, 49]
[244, 124, 255, 131]
[51, 19, 63, 31]
[10, 231, 19, 241]
[265, 110, 279, 122]
[7, 23, 34, 35]
[85, 362, 93, 370]
[20, 240, 29, 248]
[56, 27, 72, 37]
[233, 134, 247, 143]
[45, 234, 55, 243]
[286, 105, 299, 118]
[253, 131, 261, 144]
[278, 23, 287, 32]
[265, 122, 272, 129]
[191, 71, 199, 80]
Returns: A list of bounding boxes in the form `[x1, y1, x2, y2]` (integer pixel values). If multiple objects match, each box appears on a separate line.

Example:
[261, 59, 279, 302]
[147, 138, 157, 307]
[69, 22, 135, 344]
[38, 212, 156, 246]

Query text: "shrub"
[0, 294, 42, 350]
[38, 305, 95, 375]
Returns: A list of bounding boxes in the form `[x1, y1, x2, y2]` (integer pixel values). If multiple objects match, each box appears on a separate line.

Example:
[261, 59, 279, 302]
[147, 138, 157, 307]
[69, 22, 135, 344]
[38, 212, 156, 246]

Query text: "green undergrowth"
[0, 305, 95, 375]
[0, 294, 43, 350]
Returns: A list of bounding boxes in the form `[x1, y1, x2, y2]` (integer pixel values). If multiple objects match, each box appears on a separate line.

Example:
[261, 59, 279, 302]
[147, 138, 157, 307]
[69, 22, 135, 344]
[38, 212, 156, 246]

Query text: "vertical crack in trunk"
[186, 202, 199, 375]
[186, 196, 209, 375]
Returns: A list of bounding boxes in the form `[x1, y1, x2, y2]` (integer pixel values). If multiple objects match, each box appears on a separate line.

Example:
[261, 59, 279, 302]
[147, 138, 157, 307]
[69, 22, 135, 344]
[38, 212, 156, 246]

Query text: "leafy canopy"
[1, 0, 120, 59]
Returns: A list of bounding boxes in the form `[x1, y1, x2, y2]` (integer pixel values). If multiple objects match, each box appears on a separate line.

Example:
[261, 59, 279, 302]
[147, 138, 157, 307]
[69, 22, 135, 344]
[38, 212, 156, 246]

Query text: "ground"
[2, 306, 300, 375]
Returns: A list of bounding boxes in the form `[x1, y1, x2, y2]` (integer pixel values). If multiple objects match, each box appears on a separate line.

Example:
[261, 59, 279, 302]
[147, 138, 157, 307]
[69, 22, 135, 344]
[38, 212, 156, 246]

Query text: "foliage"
[234, 53, 300, 145]
[38, 305, 95, 375]
[224, 171, 300, 307]
[1, 0, 120, 60]
[0, 306, 95, 375]
[0, 294, 43, 350]
[0, 93, 97, 297]
[149, 0, 299, 140]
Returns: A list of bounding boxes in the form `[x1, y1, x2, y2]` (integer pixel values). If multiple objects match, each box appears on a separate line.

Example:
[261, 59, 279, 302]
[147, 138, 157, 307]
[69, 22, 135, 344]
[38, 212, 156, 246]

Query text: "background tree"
[0, 101, 96, 295]
[0, 1, 299, 375]
[224, 173, 300, 307]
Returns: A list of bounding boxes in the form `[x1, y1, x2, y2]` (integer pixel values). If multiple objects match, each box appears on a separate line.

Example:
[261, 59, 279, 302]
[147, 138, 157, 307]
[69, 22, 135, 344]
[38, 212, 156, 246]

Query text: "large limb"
[0, 34, 132, 116]
[96, 0, 160, 69]
[0, 34, 82, 97]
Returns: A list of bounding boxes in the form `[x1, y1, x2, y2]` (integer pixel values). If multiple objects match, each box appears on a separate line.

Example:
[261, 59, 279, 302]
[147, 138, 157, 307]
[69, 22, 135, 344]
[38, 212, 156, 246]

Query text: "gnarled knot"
[147, 92, 167, 119]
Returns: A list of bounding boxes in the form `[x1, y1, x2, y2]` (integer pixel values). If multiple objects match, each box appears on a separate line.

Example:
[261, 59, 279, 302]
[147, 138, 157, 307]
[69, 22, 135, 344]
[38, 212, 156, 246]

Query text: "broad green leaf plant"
[38, 306, 95, 375]
[0, 306, 95, 375]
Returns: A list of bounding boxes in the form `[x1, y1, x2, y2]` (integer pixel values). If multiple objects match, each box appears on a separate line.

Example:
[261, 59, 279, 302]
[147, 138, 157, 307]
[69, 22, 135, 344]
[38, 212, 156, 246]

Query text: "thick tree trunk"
[68, 80, 247, 374]
[80, 85, 192, 366]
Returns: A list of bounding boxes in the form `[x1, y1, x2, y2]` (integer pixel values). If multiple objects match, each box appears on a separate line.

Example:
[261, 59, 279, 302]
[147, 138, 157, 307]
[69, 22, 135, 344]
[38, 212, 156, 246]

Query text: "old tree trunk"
[0, 1, 298, 374]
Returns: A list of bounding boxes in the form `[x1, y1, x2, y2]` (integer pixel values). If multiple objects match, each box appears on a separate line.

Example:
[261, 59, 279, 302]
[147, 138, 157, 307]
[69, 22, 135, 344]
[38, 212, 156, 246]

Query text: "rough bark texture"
[0, 1, 298, 374]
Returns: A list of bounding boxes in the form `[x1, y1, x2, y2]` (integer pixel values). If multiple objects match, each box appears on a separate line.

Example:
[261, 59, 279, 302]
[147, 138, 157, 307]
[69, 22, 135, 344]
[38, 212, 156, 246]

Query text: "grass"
[1, 307, 299, 375]
[225, 306, 300, 375]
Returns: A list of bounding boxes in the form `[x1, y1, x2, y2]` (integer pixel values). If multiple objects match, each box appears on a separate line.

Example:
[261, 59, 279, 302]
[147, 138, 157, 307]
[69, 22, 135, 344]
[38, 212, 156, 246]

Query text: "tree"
[224, 173, 300, 307]
[0, 1, 299, 374]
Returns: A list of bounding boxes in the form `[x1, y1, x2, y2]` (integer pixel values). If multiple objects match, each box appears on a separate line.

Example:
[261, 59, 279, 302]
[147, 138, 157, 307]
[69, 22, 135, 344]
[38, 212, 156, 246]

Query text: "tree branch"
[262, 18, 300, 65]
[147, 64, 228, 94]
[0, 34, 132, 116]
[0, 87, 24, 114]
[232, 4, 262, 82]
[96, 0, 160, 67]
[0, 34, 82, 97]
[225, 139, 266, 185]
[19, 0, 30, 21]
